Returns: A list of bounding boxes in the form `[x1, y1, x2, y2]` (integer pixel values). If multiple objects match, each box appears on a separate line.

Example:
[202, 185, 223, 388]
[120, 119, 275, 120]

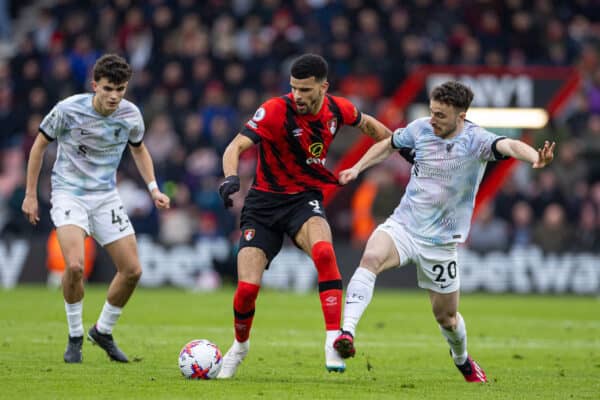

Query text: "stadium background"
[0, 0, 599, 294]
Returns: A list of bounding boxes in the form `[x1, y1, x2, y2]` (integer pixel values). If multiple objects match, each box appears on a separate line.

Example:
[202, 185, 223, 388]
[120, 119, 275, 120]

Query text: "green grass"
[1, 285, 599, 399]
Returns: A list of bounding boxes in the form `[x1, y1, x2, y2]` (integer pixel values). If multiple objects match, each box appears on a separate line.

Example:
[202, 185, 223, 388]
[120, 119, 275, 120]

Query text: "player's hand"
[338, 167, 359, 185]
[22, 195, 40, 225]
[219, 175, 240, 208]
[533, 140, 556, 168]
[151, 190, 171, 209]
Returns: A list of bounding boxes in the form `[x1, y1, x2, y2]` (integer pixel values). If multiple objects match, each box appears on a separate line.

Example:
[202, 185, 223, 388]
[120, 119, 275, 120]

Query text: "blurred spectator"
[532, 203, 573, 254]
[508, 200, 535, 249]
[468, 202, 509, 254]
[571, 201, 599, 253]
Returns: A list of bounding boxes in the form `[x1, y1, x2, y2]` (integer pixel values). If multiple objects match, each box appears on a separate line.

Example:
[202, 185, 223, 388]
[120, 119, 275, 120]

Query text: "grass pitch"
[1, 285, 599, 399]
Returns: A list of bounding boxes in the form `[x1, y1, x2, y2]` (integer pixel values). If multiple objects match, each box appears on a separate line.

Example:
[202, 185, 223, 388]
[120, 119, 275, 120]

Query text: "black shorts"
[239, 188, 327, 264]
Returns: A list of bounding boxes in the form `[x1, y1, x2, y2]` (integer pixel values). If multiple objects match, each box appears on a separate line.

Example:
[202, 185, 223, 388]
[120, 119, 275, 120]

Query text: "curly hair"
[290, 54, 328, 81]
[430, 81, 474, 111]
[92, 54, 132, 84]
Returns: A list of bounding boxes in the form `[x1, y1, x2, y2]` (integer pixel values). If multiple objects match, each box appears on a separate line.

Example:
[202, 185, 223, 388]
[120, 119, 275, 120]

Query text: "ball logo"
[244, 228, 255, 241]
[309, 142, 324, 157]
[252, 107, 266, 121]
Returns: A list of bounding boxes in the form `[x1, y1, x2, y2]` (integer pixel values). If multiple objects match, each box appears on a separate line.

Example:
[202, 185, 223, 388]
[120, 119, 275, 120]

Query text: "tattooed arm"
[356, 113, 392, 141]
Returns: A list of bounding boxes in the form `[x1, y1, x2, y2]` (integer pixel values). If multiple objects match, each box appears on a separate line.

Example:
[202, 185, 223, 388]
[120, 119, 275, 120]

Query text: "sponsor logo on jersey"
[244, 228, 255, 241]
[252, 107, 266, 121]
[293, 128, 303, 136]
[80, 129, 93, 136]
[306, 142, 326, 165]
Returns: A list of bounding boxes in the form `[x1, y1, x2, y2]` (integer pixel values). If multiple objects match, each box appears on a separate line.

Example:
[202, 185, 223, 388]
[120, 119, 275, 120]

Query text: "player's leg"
[428, 290, 486, 382]
[85, 233, 141, 362]
[55, 224, 87, 363]
[294, 215, 346, 372]
[334, 229, 401, 358]
[218, 246, 269, 379]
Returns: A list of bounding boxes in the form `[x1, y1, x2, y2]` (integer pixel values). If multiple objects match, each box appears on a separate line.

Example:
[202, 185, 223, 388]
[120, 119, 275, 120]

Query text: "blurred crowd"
[0, 0, 599, 254]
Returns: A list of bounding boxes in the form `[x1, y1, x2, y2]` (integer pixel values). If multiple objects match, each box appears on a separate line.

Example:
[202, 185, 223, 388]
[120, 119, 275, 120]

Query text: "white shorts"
[50, 190, 135, 246]
[375, 218, 459, 293]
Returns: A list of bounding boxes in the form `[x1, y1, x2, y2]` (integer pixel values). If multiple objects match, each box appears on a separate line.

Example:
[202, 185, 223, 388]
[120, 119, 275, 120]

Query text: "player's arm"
[21, 133, 52, 225]
[339, 137, 396, 185]
[219, 133, 255, 208]
[495, 138, 555, 168]
[356, 113, 393, 141]
[128, 142, 170, 209]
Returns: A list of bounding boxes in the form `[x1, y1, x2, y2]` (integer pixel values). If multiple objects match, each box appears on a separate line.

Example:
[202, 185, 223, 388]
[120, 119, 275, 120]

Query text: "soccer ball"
[178, 339, 223, 380]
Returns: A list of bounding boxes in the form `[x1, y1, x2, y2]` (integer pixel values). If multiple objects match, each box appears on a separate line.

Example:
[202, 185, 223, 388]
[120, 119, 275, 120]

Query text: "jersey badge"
[309, 142, 324, 157]
[327, 118, 337, 134]
[114, 128, 121, 138]
[446, 143, 454, 152]
[243, 228, 255, 241]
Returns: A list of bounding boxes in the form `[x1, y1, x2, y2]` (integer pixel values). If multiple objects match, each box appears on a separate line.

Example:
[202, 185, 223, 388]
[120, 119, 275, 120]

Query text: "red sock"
[312, 241, 342, 331]
[233, 281, 260, 342]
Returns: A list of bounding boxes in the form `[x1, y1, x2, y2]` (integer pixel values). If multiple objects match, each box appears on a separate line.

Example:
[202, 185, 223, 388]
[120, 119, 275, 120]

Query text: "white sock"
[65, 300, 84, 337]
[96, 301, 122, 334]
[325, 329, 339, 347]
[342, 267, 377, 337]
[440, 312, 468, 365]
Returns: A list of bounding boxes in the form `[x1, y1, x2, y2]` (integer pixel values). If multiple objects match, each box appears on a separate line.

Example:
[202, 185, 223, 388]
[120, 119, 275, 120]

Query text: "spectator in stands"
[467, 202, 509, 254]
[532, 203, 573, 254]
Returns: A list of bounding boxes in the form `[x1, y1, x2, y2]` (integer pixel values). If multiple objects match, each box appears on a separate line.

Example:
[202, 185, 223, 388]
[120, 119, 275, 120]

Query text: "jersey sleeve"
[128, 107, 145, 146]
[391, 119, 420, 149]
[334, 96, 362, 126]
[241, 98, 284, 143]
[39, 104, 66, 141]
[473, 127, 508, 161]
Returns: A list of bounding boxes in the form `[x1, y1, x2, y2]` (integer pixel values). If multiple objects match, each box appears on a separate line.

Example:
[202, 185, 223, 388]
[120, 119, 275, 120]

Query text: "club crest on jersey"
[252, 107, 266, 122]
[327, 118, 337, 134]
[243, 228, 255, 241]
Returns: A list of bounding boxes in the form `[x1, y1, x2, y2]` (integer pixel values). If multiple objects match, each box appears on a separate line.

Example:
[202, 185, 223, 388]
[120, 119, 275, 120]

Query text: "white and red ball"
[178, 339, 223, 380]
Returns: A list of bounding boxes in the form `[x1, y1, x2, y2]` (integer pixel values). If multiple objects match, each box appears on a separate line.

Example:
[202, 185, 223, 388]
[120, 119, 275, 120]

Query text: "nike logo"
[119, 225, 130, 232]
[440, 283, 452, 289]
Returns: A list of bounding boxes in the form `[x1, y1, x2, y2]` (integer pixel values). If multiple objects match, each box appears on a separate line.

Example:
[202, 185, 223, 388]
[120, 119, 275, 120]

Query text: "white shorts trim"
[375, 218, 459, 293]
[50, 190, 135, 246]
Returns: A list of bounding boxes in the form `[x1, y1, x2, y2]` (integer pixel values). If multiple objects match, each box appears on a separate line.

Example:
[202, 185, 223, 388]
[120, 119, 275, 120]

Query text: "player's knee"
[312, 241, 335, 266]
[435, 311, 457, 328]
[123, 265, 142, 284]
[359, 251, 384, 273]
[311, 241, 341, 280]
[65, 260, 84, 278]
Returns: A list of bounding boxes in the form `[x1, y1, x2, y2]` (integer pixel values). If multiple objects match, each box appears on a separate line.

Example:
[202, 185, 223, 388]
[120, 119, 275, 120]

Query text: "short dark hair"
[430, 81, 474, 111]
[92, 54, 132, 84]
[291, 54, 328, 81]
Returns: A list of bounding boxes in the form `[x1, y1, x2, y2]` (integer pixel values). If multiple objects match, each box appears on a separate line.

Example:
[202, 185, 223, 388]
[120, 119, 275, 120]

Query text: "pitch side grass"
[1, 285, 598, 399]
